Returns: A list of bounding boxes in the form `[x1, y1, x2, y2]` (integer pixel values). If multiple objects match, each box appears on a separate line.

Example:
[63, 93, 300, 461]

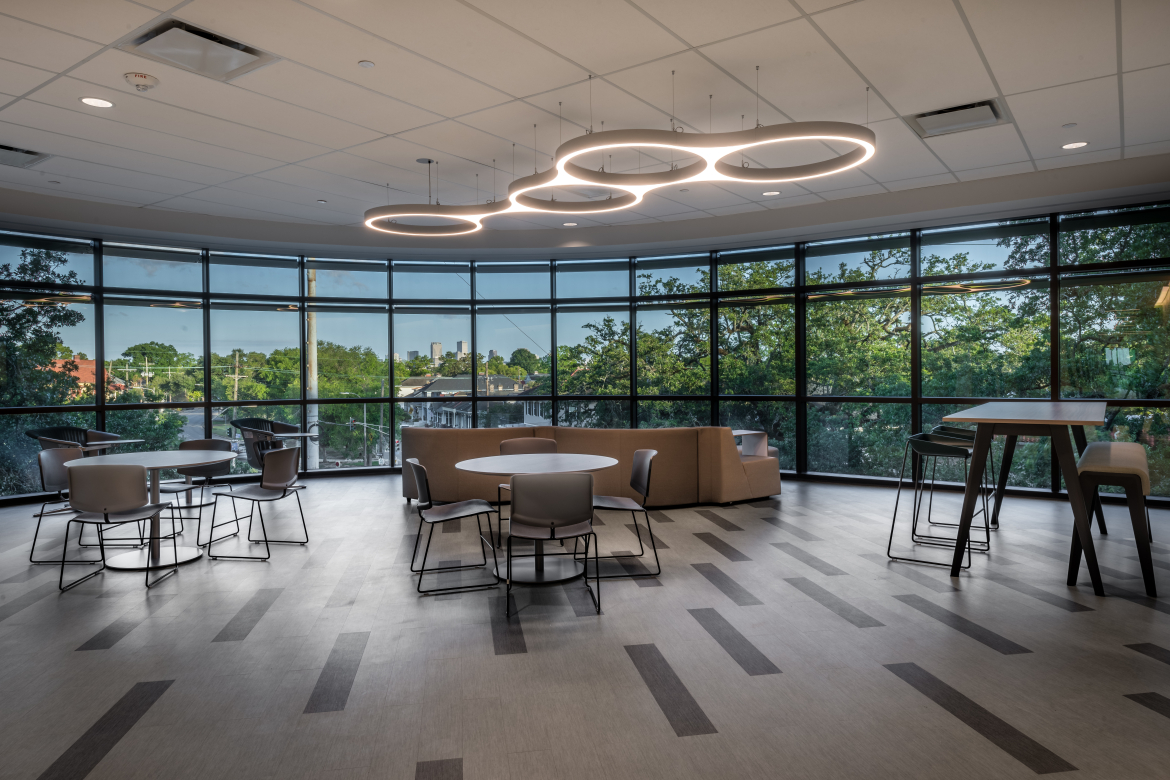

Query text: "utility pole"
[363, 403, 369, 466]
[225, 350, 246, 401]
[306, 268, 319, 469]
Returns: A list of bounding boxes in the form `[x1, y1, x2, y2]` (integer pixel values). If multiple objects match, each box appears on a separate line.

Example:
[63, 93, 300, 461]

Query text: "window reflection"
[806, 287, 910, 397]
[921, 219, 1048, 275]
[103, 243, 202, 292]
[1, 291, 95, 406]
[210, 301, 300, 402]
[557, 305, 630, 396]
[717, 245, 794, 290]
[104, 297, 204, 405]
[0, 230, 93, 286]
[210, 252, 298, 297]
[306, 259, 387, 299]
[392, 262, 470, 300]
[555, 260, 628, 299]
[636, 254, 709, 295]
[1060, 206, 1170, 266]
[475, 262, 550, 300]
[805, 233, 910, 283]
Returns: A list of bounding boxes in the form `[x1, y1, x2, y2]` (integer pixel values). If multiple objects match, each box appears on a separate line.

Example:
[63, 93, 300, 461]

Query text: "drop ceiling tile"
[1123, 65, 1170, 147]
[882, 173, 957, 192]
[457, 101, 587, 160]
[297, 151, 428, 196]
[814, 0, 996, 116]
[466, 0, 686, 74]
[1122, 0, 1170, 71]
[0, 15, 102, 72]
[657, 210, 708, 222]
[793, 166, 877, 193]
[714, 182, 803, 202]
[32, 157, 208, 197]
[1127, 140, 1170, 158]
[258, 165, 393, 205]
[761, 193, 825, 209]
[525, 78, 671, 136]
[0, 164, 171, 205]
[151, 195, 316, 223]
[954, 160, 1036, 181]
[858, 118, 949, 181]
[818, 182, 888, 200]
[800, 0, 857, 12]
[925, 122, 1031, 170]
[178, 187, 354, 224]
[961, 0, 1116, 95]
[1034, 147, 1120, 169]
[369, 122, 517, 183]
[661, 183, 754, 210]
[0, 60, 53, 96]
[1007, 76, 1119, 159]
[2, 0, 160, 45]
[636, 0, 800, 47]
[0, 177, 145, 207]
[707, 202, 768, 216]
[218, 175, 374, 222]
[178, 0, 510, 117]
[625, 193, 696, 218]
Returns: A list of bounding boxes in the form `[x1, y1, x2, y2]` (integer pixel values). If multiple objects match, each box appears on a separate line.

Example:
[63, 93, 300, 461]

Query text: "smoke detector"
[124, 72, 159, 92]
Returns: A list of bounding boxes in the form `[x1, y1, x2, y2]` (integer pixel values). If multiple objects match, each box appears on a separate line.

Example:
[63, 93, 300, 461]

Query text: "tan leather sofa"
[401, 426, 781, 506]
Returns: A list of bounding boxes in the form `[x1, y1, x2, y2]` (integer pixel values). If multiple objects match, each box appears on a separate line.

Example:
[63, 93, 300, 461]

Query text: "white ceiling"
[0, 0, 1166, 235]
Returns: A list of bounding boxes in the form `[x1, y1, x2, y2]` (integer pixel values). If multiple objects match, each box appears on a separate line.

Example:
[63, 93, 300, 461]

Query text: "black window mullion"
[202, 249, 211, 439]
[551, 259, 558, 427]
[93, 238, 105, 433]
[795, 242, 807, 474]
[470, 260, 478, 428]
[910, 229, 921, 436]
[1049, 213, 1060, 493]
[629, 255, 637, 430]
[709, 250, 718, 426]
[388, 258, 395, 465]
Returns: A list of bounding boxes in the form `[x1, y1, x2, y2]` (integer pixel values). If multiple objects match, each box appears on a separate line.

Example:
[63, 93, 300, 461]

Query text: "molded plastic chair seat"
[406, 459, 498, 595]
[592, 494, 642, 512]
[213, 483, 304, 502]
[586, 448, 661, 579]
[206, 447, 308, 561]
[510, 519, 594, 540]
[71, 503, 171, 525]
[418, 498, 495, 524]
[1077, 442, 1150, 495]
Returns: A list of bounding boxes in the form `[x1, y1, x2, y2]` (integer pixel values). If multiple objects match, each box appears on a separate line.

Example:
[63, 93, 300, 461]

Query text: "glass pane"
[209, 252, 298, 297]
[0, 230, 93, 286]
[393, 308, 471, 398]
[637, 399, 709, 428]
[399, 399, 473, 429]
[1, 291, 96, 407]
[1059, 270, 1170, 399]
[104, 297, 204, 405]
[105, 407, 204, 480]
[806, 402, 911, 477]
[305, 306, 388, 400]
[103, 243, 202, 292]
[392, 262, 471, 300]
[806, 287, 910, 396]
[922, 219, 1049, 275]
[921, 403, 1051, 489]
[308, 401, 391, 469]
[210, 301, 300, 402]
[556, 306, 630, 395]
[636, 301, 710, 395]
[555, 260, 628, 299]
[1080, 406, 1170, 497]
[475, 262, 550, 300]
[478, 399, 551, 427]
[306, 259, 387, 299]
[922, 279, 1050, 398]
[805, 233, 910, 284]
[717, 245, 795, 290]
[557, 399, 630, 428]
[211, 405, 301, 474]
[719, 400, 796, 470]
[0, 410, 96, 496]
[476, 308, 551, 397]
[718, 296, 795, 395]
[1059, 205, 1170, 266]
[636, 253, 709, 295]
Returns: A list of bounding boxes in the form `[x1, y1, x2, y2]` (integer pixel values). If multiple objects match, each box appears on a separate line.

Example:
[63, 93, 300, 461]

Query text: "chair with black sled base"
[406, 458, 498, 595]
[582, 448, 661, 579]
[157, 439, 235, 547]
[206, 447, 307, 562]
[494, 437, 557, 543]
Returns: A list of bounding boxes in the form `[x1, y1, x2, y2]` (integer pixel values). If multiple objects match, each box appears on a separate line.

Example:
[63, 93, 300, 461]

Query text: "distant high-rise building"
[392, 352, 400, 362]
[431, 342, 442, 366]
[407, 350, 419, 361]
[488, 349, 498, 360]
[456, 340, 470, 359]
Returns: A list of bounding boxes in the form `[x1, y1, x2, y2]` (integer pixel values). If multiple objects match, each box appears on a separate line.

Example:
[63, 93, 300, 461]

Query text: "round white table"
[65, 450, 237, 571]
[456, 453, 618, 584]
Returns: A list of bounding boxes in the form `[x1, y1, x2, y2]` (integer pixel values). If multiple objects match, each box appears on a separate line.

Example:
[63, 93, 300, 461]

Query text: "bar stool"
[927, 424, 1000, 530]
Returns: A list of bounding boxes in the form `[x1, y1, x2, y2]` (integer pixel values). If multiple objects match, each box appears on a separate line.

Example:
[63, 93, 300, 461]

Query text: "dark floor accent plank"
[625, 523, 668, 548]
[696, 509, 742, 532]
[760, 515, 822, 541]
[489, 596, 527, 654]
[35, 680, 174, 780]
[771, 542, 846, 575]
[1125, 692, 1170, 719]
[688, 608, 779, 676]
[213, 588, 284, 642]
[394, 535, 418, 565]
[648, 510, 674, 523]
[611, 550, 661, 586]
[694, 533, 750, 561]
[982, 571, 1093, 613]
[591, 513, 605, 526]
[885, 663, 1077, 775]
[785, 578, 883, 627]
[893, 595, 1031, 655]
[441, 517, 462, 534]
[303, 631, 370, 714]
[0, 582, 57, 624]
[561, 582, 602, 614]
[325, 562, 370, 608]
[625, 643, 717, 737]
[415, 757, 463, 780]
[76, 594, 176, 651]
[858, 553, 957, 593]
[1087, 584, 1170, 615]
[1127, 554, 1170, 571]
[1017, 542, 1139, 579]
[751, 499, 781, 510]
[691, 563, 762, 606]
[302, 537, 344, 569]
[1126, 643, 1170, 666]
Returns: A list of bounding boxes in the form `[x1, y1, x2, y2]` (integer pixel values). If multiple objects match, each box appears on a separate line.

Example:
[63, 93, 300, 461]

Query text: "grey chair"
[31, 448, 87, 566]
[586, 448, 660, 579]
[207, 447, 308, 561]
[61, 464, 174, 590]
[27, 427, 122, 455]
[229, 418, 299, 470]
[496, 437, 557, 542]
[506, 472, 599, 617]
[158, 439, 235, 546]
[406, 459, 499, 595]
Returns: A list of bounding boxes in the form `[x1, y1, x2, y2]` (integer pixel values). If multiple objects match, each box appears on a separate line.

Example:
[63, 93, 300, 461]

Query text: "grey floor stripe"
[489, 596, 527, 654]
[688, 608, 780, 676]
[751, 499, 781, 510]
[858, 553, 957, 593]
[648, 510, 674, 523]
[561, 582, 602, 614]
[301, 537, 344, 569]
[696, 509, 742, 532]
[441, 517, 462, 534]
[415, 757, 463, 780]
[772, 542, 846, 575]
[1126, 642, 1170, 666]
[394, 534, 419, 565]
[692, 563, 762, 606]
[1017, 542, 1139, 580]
[694, 532, 751, 561]
[213, 588, 284, 642]
[433, 560, 463, 600]
[893, 594, 1031, 655]
[1124, 691, 1170, 719]
[325, 562, 370, 608]
[982, 571, 1093, 613]
[625, 643, 718, 737]
[785, 578, 883, 627]
[2, 566, 49, 584]
[591, 514, 605, 526]
[35, 680, 174, 780]
[885, 663, 1077, 774]
[1087, 584, 1170, 615]
[1127, 554, 1170, 571]
[77, 594, 176, 651]
[611, 550, 662, 586]
[303, 631, 370, 714]
[626, 523, 668, 548]
[0, 582, 57, 623]
[760, 515, 822, 541]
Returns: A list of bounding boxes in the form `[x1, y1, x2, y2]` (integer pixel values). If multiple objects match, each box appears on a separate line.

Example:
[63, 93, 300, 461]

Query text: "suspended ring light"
[364, 121, 876, 237]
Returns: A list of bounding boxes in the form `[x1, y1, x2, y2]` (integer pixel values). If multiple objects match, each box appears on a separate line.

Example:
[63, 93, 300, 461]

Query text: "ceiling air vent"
[0, 144, 50, 169]
[118, 20, 278, 81]
[905, 99, 1006, 139]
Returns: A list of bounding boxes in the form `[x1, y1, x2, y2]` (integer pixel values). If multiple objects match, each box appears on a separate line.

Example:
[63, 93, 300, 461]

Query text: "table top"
[732, 430, 765, 437]
[78, 439, 145, 451]
[455, 453, 618, 476]
[273, 432, 317, 439]
[942, 401, 1107, 426]
[64, 450, 238, 470]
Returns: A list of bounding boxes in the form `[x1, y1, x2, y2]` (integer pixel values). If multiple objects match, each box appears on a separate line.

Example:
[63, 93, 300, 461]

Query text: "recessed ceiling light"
[359, 60, 375, 68]
[317, 199, 327, 203]
[1062, 122, 1077, 129]
[1062, 141, 1088, 150]
[762, 191, 780, 196]
[563, 222, 577, 226]
[678, 188, 689, 193]
[80, 97, 114, 108]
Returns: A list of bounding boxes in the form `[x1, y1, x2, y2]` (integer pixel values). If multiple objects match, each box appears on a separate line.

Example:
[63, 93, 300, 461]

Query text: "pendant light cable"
[755, 65, 760, 128]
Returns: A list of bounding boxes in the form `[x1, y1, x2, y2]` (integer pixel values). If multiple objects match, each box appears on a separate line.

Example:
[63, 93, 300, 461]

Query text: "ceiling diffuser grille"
[905, 99, 1006, 138]
[0, 144, 50, 169]
[119, 19, 278, 82]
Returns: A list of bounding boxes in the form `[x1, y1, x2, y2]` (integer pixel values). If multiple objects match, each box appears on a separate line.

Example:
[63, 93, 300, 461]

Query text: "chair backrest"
[25, 426, 87, 445]
[907, 432, 970, 459]
[85, 430, 122, 444]
[235, 425, 282, 470]
[37, 436, 81, 451]
[260, 446, 299, 490]
[230, 417, 274, 433]
[510, 472, 593, 532]
[406, 459, 432, 508]
[630, 449, 656, 500]
[39, 447, 82, 493]
[500, 437, 557, 455]
[177, 438, 234, 478]
[68, 464, 148, 515]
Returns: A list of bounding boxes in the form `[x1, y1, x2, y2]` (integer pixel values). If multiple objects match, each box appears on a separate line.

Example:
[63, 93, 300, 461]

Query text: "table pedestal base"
[106, 546, 202, 571]
[498, 557, 584, 584]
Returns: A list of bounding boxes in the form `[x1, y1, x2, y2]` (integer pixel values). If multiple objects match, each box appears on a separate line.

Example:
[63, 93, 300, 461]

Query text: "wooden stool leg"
[1124, 480, 1157, 598]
